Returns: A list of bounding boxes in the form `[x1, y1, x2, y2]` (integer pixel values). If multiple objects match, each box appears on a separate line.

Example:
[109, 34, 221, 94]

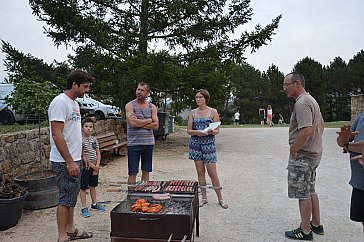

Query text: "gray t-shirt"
[289, 92, 324, 158]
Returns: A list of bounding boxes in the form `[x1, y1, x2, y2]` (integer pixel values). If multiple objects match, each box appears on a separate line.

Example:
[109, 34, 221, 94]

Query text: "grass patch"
[0, 121, 49, 134]
[177, 121, 352, 130]
[0, 121, 352, 135]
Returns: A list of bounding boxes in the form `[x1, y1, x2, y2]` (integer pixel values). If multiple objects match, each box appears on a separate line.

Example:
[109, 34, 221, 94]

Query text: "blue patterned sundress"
[188, 109, 217, 163]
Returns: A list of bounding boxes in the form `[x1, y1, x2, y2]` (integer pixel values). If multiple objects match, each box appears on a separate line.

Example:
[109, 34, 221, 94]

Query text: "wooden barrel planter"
[14, 170, 58, 210]
[0, 191, 28, 230]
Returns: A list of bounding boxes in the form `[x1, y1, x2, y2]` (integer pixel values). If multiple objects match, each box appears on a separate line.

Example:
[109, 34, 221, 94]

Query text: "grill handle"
[138, 217, 161, 221]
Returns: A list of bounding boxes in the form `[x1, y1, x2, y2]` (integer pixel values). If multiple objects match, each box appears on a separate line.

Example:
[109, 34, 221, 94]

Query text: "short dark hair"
[285, 72, 305, 87]
[196, 89, 210, 104]
[82, 117, 96, 127]
[66, 69, 95, 90]
[138, 82, 150, 92]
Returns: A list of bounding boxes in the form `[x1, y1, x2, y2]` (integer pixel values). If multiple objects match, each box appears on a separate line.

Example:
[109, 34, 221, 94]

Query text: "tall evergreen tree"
[347, 50, 364, 92]
[261, 65, 287, 122]
[326, 57, 350, 121]
[293, 57, 326, 108]
[230, 62, 262, 123]
[28, 0, 281, 109]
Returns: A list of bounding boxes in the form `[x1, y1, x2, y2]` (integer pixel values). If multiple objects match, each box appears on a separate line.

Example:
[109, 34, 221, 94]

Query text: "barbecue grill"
[110, 180, 199, 242]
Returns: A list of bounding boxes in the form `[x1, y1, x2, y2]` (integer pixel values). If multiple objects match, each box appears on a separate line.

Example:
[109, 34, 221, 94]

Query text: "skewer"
[198, 185, 222, 190]
[167, 233, 173, 242]
[128, 193, 196, 198]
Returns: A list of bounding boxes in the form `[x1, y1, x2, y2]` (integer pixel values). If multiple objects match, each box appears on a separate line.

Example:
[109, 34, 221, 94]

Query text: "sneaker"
[285, 227, 313, 241]
[81, 207, 91, 218]
[91, 203, 106, 212]
[310, 221, 324, 235]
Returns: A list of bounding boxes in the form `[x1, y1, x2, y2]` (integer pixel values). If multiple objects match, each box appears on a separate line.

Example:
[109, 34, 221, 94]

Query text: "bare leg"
[194, 160, 207, 200]
[57, 205, 70, 242]
[90, 187, 96, 204]
[206, 163, 228, 208]
[141, 171, 149, 181]
[299, 198, 312, 232]
[206, 163, 222, 201]
[80, 189, 87, 208]
[66, 207, 76, 233]
[310, 193, 321, 225]
[128, 174, 137, 184]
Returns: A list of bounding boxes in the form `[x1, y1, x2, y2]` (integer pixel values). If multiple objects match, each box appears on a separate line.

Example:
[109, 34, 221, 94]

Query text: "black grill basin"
[110, 193, 199, 241]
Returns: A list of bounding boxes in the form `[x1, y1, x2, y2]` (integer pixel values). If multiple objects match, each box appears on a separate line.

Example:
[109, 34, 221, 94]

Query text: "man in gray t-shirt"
[283, 72, 325, 241]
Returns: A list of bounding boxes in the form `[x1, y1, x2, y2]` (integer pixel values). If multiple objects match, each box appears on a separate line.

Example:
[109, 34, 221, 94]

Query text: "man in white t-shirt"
[234, 110, 240, 125]
[48, 69, 94, 242]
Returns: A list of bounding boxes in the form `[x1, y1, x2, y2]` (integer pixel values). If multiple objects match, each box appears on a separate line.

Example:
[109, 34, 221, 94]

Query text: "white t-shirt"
[234, 112, 240, 120]
[48, 93, 82, 162]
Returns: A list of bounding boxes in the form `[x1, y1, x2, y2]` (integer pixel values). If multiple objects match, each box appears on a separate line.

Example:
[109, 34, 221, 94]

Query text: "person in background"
[79, 117, 105, 218]
[267, 105, 273, 127]
[259, 106, 266, 128]
[278, 113, 285, 125]
[283, 72, 325, 240]
[48, 70, 94, 242]
[234, 110, 240, 125]
[336, 118, 364, 234]
[187, 89, 228, 209]
[125, 82, 158, 186]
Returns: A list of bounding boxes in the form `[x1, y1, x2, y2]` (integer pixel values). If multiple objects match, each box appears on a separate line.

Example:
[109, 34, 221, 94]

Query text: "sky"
[0, 0, 363, 82]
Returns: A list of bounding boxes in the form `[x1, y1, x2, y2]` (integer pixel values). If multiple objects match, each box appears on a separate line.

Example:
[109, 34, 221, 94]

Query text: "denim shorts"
[127, 145, 154, 175]
[80, 168, 99, 190]
[52, 161, 81, 207]
[287, 155, 321, 199]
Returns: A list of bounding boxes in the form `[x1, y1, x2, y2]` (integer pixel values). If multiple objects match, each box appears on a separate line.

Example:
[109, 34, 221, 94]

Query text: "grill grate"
[114, 197, 192, 215]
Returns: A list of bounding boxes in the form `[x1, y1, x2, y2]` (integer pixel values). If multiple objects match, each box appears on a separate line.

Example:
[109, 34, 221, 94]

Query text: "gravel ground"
[0, 127, 363, 242]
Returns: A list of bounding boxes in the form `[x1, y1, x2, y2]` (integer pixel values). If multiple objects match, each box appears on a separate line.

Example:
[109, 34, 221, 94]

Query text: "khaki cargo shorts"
[287, 155, 321, 199]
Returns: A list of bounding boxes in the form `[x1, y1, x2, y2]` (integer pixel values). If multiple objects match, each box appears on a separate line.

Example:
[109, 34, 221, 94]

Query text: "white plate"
[203, 122, 221, 132]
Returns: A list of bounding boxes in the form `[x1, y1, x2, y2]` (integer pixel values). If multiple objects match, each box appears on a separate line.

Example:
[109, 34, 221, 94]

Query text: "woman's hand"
[198, 130, 208, 136]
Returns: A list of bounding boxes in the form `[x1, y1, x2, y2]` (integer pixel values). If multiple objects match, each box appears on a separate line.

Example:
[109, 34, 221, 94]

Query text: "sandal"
[219, 200, 228, 209]
[199, 198, 208, 207]
[67, 228, 93, 241]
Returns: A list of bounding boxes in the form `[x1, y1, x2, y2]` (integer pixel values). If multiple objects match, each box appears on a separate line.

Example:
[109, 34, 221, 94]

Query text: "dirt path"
[0, 127, 363, 242]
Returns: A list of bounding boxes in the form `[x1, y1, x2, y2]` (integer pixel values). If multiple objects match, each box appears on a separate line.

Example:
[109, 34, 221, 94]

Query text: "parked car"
[76, 97, 121, 120]
[75, 98, 95, 118]
[0, 83, 45, 125]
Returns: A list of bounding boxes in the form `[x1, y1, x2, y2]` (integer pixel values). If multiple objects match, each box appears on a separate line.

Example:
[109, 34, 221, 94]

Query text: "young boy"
[80, 117, 105, 218]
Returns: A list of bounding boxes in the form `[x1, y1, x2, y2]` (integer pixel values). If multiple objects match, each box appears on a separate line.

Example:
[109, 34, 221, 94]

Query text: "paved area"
[0, 127, 363, 242]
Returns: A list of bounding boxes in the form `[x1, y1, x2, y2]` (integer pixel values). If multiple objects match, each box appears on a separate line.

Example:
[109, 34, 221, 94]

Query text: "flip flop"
[67, 228, 93, 241]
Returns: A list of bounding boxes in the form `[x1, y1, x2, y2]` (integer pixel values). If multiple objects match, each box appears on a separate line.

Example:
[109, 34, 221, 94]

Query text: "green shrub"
[175, 115, 188, 126]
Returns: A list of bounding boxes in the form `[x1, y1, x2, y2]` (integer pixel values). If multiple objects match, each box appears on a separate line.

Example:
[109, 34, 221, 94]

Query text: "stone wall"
[351, 94, 364, 121]
[0, 119, 126, 180]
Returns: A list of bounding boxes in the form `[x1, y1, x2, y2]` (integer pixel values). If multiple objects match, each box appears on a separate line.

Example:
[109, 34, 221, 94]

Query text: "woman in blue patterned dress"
[187, 89, 228, 209]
